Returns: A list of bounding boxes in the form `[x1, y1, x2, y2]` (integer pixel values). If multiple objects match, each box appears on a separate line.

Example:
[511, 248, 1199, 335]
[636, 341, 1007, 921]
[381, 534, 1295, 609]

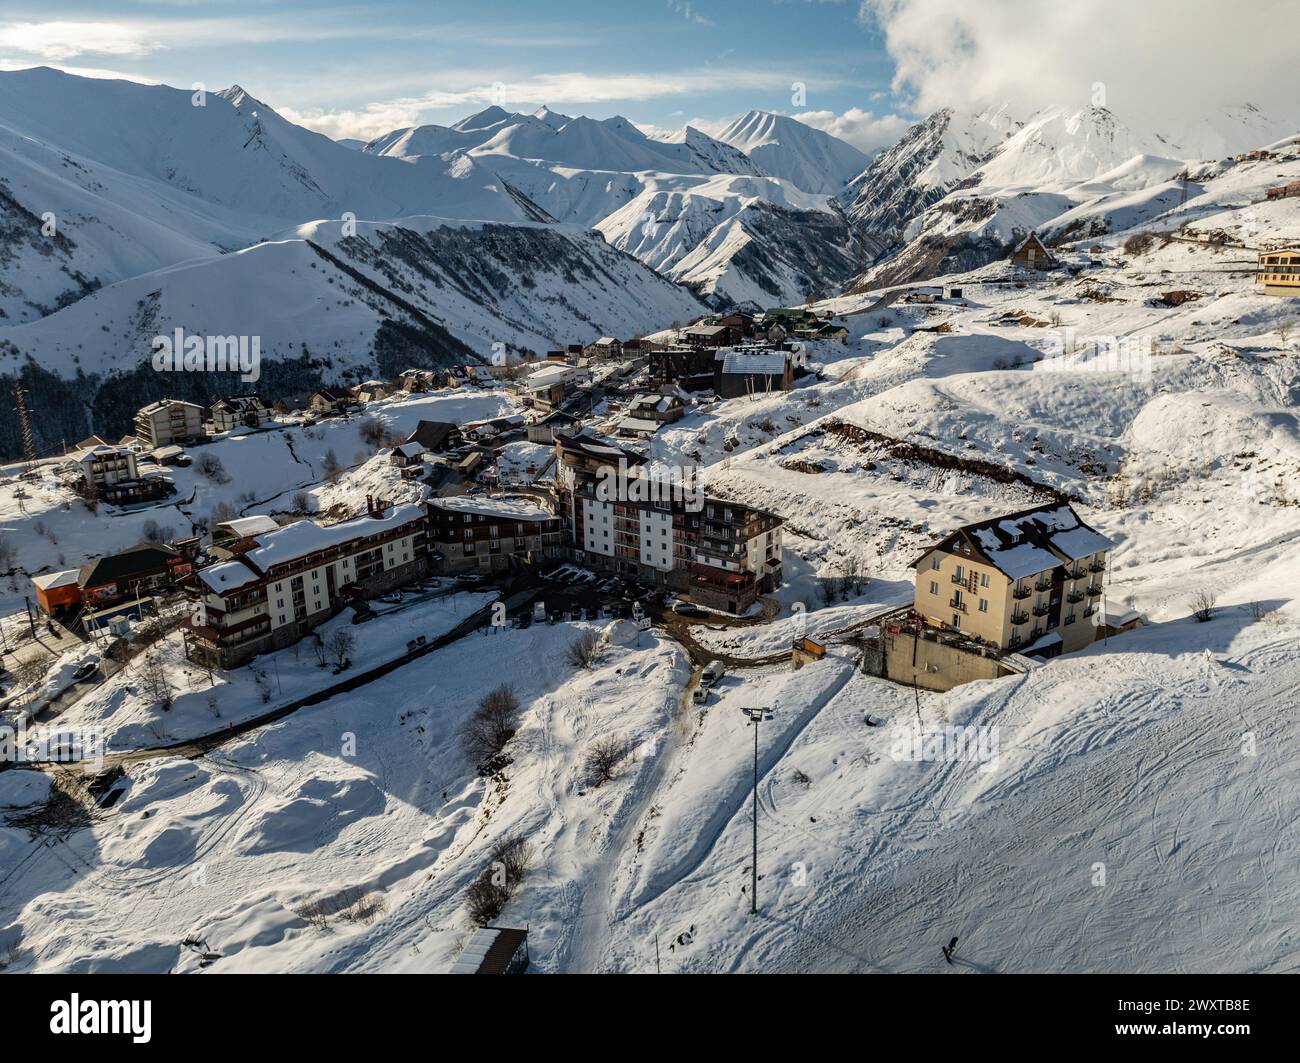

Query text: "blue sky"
[0, 1, 914, 148]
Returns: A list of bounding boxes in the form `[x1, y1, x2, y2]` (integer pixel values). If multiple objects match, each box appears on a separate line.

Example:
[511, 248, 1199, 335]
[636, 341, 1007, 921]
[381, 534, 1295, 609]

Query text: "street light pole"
[751, 709, 759, 915]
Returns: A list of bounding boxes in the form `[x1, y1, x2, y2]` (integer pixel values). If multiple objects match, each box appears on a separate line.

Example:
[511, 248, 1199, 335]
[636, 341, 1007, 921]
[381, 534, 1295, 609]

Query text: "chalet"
[584, 337, 623, 359]
[527, 409, 581, 444]
[78, 543, 192, 608]
[397, 368, 443, 393]
[389, 441, 428, 472]
[134, 400, 206, 449]
[626, 392, 686, 424]
[210, 515, 281, 553]
[683, 323, 730, 348]
[309, 388, 354, 416]
[714, 350, 793, 399]
[462, 415, 527, 443]
[404, 420, 462, 453]
[718, 312, 756, 339]
[352, 380, 391, 404]
[1256, 249, 1300, 296]
[71, 444, 174, 504]
[1010, 231, 1057, 270]
[649, 345, 717, 389]
[1266, 180, 1300, 201]
[427, 495, 563, 574]
[209, 395, 272, 433]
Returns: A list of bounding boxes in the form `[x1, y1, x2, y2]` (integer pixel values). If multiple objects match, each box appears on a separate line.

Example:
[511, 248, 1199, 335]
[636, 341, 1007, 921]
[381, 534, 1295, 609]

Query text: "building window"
[979, 599, 988, 613]
[929, 581, 939, 595]
[980, 573, 989, 588]
[931, 556, 941, 570]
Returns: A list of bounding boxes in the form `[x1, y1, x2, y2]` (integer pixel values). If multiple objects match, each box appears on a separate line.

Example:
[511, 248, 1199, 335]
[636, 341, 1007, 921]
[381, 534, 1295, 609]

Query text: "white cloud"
[281, 70, 833, 142]
[0, 21, 162, 60]
[860, 0, 1300, 124]
[792, 107, 913, 153]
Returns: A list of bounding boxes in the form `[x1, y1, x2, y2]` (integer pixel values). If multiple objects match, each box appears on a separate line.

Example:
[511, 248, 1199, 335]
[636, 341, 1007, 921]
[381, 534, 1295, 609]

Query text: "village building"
[1256, 249, 1300, 296]
[403, 420, 462, 454]
[134, 400, 206, 449]
[911, 502, 1115, 657]
[352, 380, 392, 404]
[648, 345, 717, 390]
[683, 323, 731, 348]
[397, 368, 444, 393]
[75, 543, 193, 610]
[209, 395, 272, 433]
[70, 444, 174, 504]
[553, 431, 783, 613]
[1265, 180, 1300, 201]
[1010, 231, 1057, 270]
[714, 349, 794, 399]
[308, 388, 354, 416]
[427, 495, 564, 574]
[184, 499, 429, 669]
[31, 569, 84, 617]
[584, 337, 623, 359]
[526, 409, 581, 444]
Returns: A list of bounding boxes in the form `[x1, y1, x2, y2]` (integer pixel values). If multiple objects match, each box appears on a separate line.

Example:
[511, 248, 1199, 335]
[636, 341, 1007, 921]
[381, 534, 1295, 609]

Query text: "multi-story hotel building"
[1256, 248, 1300, 297]
[184, 498, 428, 668]
[427, 495, 565, 574]
[553, 431, 783, 614]
[911, 502, 1114, 657]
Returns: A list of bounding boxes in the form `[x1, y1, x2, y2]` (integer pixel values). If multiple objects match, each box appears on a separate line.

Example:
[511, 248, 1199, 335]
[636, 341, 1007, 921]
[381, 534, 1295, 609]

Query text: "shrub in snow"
[465, 834, 532, 926]
[584, 736, 628, 788]
[460, 684, 521, 768]
[566, 631, 603, 671]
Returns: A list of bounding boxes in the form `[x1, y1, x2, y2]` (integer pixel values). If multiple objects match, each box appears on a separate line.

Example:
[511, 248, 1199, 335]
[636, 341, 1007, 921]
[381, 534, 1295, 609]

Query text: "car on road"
[379, 591, 404, 604]
[71, 660, 100, 683]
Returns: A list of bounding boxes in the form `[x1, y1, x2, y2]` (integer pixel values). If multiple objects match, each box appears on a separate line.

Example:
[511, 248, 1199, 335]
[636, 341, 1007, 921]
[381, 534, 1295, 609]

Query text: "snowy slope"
[715, 111, 869, 195]
[0, 214, 705, 452]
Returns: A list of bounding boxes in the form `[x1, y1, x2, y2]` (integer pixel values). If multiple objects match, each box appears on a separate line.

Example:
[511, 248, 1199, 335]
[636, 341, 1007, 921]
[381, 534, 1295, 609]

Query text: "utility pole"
[745, 705, 771, 915]
[13, 385, 38, 477]
[24, 595, 37, 639]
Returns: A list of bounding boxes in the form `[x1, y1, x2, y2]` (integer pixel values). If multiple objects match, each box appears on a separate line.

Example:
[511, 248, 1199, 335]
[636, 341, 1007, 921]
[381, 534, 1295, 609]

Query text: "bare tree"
[566, 630, 603, 671]
[196, 453, 230, 484]
[1190, 589, 1217, 623]
[323, 449, 341, 478]
[326, 628, 355, 669]
[465, 833, 532, 926]
[136, 648, 173, 711]
[584, 736, 627, 787]
[291, 490, 313, 514]
[460, 684, 521, 765]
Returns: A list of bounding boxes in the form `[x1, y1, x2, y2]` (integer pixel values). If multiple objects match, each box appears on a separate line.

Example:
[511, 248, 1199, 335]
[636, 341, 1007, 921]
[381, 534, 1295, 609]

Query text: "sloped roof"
[916, 503, 1115, 581]
[78, 544, 180, 589]
[243, 502, 426, 571]
[720, 351, 788, 375]
[198, 560, 262, 594]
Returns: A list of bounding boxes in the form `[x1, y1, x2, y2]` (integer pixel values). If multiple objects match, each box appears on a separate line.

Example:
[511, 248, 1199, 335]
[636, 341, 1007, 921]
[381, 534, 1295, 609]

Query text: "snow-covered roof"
[32, 568, 82, 591]
[198, 560, 262, 594]
[432, 495, 553, 522]
[74, 444, 131, 462]
[218, 515, 280, 538]
[244, 503, 426, 571]
[615, 416, 661, 435]
[957, 503, 1116, 580]
[720, 351, 788, 376]
[394, 441, 426, 458]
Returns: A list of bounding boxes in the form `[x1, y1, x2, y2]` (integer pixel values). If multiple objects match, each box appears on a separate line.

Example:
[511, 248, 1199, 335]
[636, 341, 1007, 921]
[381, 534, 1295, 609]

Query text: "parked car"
[672, 601, 706, 618]
[71, 660, 100, 683]
[351, 610, 376, 625]
[379, 592, 403, 604]
[692, 687, 710, 706]
[701, 660, 726, 687]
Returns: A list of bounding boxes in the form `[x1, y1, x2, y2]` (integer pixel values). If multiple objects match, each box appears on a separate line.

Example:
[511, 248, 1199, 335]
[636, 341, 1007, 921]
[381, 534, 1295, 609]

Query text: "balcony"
[1011, 611, 1029, 626]
[1066, 591, 1084, 604]
[1087, 584, 1103, 597]
[1083, 606, 1098, 618]
[948, 598, 967, 613]
[1012, 586, 1031, 600]
[1034, 579, 1052, 592]
[1088, 560, 1106, 574]
[1065, 568, 1084, 581]
[1033, 603, 1051, 618]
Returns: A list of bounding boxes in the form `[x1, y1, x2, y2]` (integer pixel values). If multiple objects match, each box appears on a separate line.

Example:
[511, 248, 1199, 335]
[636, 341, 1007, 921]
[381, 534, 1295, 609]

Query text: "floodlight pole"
[751, 710, 759, 915]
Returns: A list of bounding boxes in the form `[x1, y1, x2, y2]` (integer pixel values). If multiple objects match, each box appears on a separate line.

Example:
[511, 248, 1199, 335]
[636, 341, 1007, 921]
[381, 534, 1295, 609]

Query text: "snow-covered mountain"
[714, 111, 870, 195]
[365, 105, 862, 306]
[0, 215, 705, 456]
[843, 102, 1298, 288]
